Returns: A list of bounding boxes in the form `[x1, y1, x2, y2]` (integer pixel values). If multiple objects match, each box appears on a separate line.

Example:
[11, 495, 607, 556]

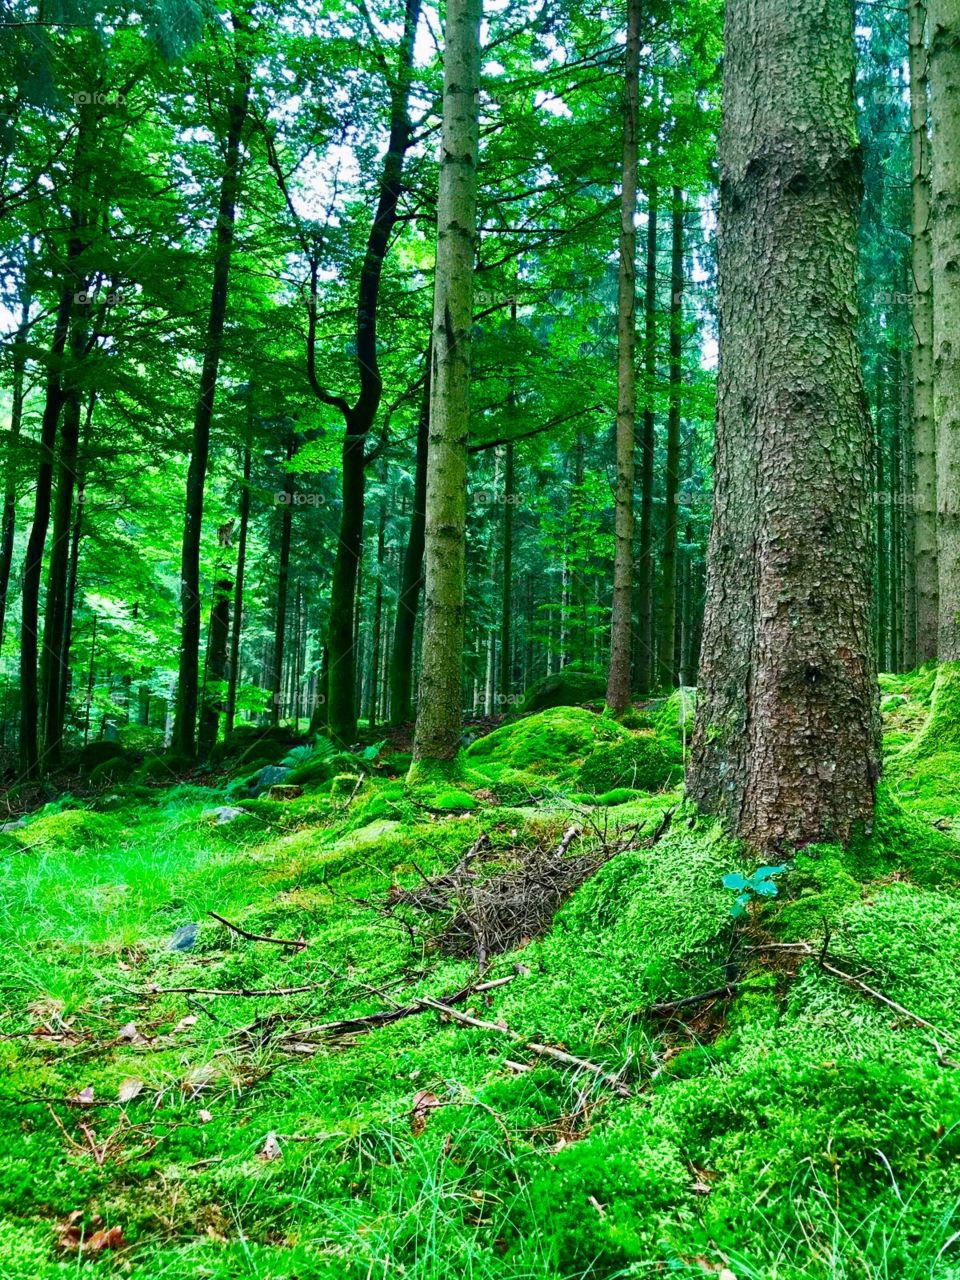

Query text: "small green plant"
[281, 736, 336, 769]
[722, 863, 789, 917]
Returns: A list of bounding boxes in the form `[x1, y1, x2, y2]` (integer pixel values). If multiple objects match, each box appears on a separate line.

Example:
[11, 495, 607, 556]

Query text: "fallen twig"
[208, 911, 307, 951]
[650, 984, 739, 1015]
[140, 982, 326, 997]
[418, 997, 632, 1097]
[274, 974, 516, 1044]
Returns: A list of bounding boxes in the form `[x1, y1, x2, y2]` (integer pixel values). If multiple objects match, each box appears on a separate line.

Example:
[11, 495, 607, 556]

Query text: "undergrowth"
[1, 686, 960, 1277]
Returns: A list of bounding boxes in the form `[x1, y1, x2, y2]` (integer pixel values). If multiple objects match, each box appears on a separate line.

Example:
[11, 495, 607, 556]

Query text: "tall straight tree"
[635, 182, 658, 691]
[689, 0, 880, 847]
[409, 0, 482, 775]
[606, 0, 641, 715]
[657, 187, 685, 688]
[910, 0, 937, 662]
[909, 0, 960, 751]
[930, 0, 960, 665]
[171, 58, 251, 756]
[302, 0, 422, 745]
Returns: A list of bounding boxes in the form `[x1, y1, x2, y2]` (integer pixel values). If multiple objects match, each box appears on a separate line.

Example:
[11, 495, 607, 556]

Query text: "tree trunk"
[225, 413, 252, 736]
[499, 438, 514, 704]
[410, 0, 482, 775]
[320, 0, 422, 745]
[910, 0, 938, 662]
[366, 492, 387, 727]
[606, 0, 641, 715]
[657, 187, 685, 689]
[688, 0, 880, 849]
[635, 183, 658, 692]
[198, 578, 232, 756]
[930, 0, 960, 663]
[389, 351, 431, 724]
[0, 289, 30, 655]
[270, 437, 295, 724]
[172, 68, 250, 757]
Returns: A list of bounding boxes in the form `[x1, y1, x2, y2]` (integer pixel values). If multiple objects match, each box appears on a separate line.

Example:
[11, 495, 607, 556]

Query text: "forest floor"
[3, 674, 960, 1278]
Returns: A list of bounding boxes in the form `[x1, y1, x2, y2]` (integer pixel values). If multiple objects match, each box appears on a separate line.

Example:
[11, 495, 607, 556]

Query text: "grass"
[2, 687, 960, 1276]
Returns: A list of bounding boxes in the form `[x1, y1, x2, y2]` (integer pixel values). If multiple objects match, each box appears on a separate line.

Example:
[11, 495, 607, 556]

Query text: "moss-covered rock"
[75, 739, 126, 772]
[519, 667, 607, 713]
[89, 755, 137, 785]
[5, 806, 120, 853]
[467, 706, 629, 780]
[576, 734, 677, 794]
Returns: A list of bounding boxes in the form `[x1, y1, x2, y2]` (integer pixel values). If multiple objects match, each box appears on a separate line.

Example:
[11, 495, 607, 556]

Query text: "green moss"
[408, 785, 477, 812]
[653, 687, 696, 762]
[519, 666, 607, 713]
[7, 806, 120, 853]
[467, 707, 629, 779]
[89, 754, 137, 785]
[576, 733, 677, 794]
[405, 752, 467, 785]
[74, 739, 126, 772]
[898, 661, 960, 759]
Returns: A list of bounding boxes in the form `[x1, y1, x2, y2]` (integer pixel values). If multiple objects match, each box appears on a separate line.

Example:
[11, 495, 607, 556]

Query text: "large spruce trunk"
[410, 0, 482, 772]
[688, 0, 880, 849]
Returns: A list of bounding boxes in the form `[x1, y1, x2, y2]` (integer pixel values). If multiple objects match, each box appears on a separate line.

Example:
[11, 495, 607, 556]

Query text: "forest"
[1, 0, 960, 1274]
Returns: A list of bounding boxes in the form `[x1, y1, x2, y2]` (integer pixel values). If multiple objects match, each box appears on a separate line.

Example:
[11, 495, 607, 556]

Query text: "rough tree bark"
[606, 0, 641, 715]
[688, 0, 881, 849]
[409, 0, 482, 775]
[225, 405, 253, 737]
[910, 0, 938, 662]
[172, 64, 250, 756]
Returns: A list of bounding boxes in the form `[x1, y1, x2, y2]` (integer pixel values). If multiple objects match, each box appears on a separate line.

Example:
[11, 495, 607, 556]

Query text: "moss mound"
[4, 806, 120, 853]
[519, 667, 607, 713]
[466, 706, 629, 779]
[653, 686, 696, 762]
[576, 733, 677, 794]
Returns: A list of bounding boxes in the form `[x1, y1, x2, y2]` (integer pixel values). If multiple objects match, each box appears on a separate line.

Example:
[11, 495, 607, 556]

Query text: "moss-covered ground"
[4, 689, 960, 1277]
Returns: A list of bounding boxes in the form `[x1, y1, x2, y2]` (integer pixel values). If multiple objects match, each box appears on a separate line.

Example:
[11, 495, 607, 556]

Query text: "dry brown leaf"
[117, 1021, 146, 1044]
[197, 1109, 213, 1124]
[174, 1015, 198, 1034]
[56, 1215, 124, 1254]
[73, 1086, 95, 1106]
[118, 1077, 144, 1103]
[410, 1089, 442, 1136]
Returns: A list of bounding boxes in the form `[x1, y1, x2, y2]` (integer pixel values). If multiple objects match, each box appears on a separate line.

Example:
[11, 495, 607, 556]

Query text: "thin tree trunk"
[877, 367, 889, 669]
[389, 349, 431, 724]
[606, 0, 640, 714]
[270, 437, 295, 724]
[318, 0, 422, 745]
[930, 0, 960, 664]
[635, 183, 658, 692]
[366, 493, 387, 728]
[688, 0, 880, 848]
[172, 66, 250, 757]
[198, 579, 232, 756]
[657, 188, 685, 689]
[225, 411, 253, 736]
[910, 0, 938, 661]
[410, 0, 482, 773]
[0, 288, 30, 655]
[499, 438, 514, 704]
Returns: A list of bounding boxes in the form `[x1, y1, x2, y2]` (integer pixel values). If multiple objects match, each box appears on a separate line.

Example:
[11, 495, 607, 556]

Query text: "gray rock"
[169, 923, 199, 951]
[202, 805, 245, 826]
